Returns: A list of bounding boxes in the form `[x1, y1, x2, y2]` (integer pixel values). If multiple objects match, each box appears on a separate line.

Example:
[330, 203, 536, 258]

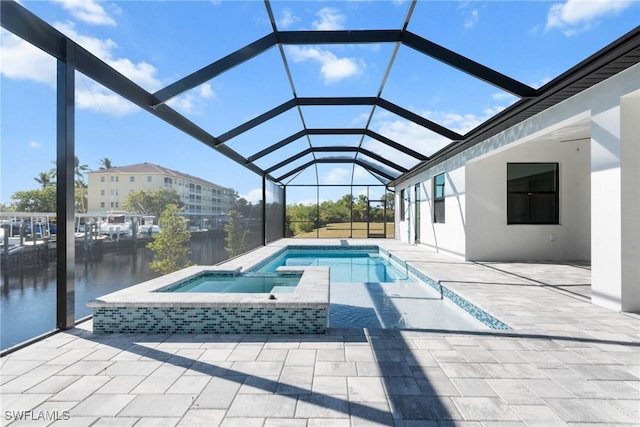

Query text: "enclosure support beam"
[56, 38, 75, 330]
[282, 185, 287, 239]
[262, 175, 267, 247]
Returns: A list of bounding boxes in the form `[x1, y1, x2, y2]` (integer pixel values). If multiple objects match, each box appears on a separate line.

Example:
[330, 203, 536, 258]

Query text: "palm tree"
[98, 157, 114, 170]
[49, 156, 90, 212]
[50, 156, 90, 186]
[74, 158, 90, 213]
[75, 182, 88, 213]
[34, 171, 54, 188]
[74, 157, 90, 186]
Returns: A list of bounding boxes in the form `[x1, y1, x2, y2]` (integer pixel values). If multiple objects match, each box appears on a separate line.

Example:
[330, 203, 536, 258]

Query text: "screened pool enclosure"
[2, 0, 638, 348]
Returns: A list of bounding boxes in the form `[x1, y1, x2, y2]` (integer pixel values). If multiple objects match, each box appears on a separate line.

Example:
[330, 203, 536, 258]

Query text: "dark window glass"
[400, 189, 406, 221]
[433, 173, 445, 223]
[507, 163, 559, 224]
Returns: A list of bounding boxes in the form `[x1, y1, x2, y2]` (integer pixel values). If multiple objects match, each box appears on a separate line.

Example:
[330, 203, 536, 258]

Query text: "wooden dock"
[1, 235, 153, 271]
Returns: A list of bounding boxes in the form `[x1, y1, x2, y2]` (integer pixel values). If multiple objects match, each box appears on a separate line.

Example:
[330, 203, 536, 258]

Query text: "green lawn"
[293, 222, 395, 238]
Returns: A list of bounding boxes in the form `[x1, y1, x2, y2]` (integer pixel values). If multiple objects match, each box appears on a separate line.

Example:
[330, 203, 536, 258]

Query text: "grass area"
[293, 222, 395, 239]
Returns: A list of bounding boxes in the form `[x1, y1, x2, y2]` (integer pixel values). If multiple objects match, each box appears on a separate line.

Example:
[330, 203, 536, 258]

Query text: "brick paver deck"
[1, 239, 638, 426]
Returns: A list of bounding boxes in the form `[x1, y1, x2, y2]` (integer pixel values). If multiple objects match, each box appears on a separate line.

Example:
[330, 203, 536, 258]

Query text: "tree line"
[3, 157, 113, 213]
[286, 193, 395, 235]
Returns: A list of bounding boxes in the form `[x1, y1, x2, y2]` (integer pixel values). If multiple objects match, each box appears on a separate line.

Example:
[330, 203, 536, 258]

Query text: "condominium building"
[86, 163, 234, 218]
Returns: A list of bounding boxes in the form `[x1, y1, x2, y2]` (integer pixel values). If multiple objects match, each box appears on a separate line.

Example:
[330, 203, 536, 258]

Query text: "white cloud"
[312, 7, 346, 31]
[545, 0, 633, 35]
[491, 92, 518, 102]
[352, 166, 376, 183]
[278, 8, 300, 29]
[0, 29, 141, 117]
[166, 83, 216, 116]
[464, 9, 479, 29]
[28, 141, 42, 149]
[75, 82, 138, 117]
[352, 112, 370, 126]
[322, 56, 361, 82]
[321, 167, 351, 184]
[0, 30, 56, 86]
[377, 117, 450, 151]
[286, 45, 364, 84]
[199, 83, 215, 100]
[241, 188, 274, 204]
[166, 93, 198, 115]
[54, 22, 162, 91]
[53, 22, 163, 117]
[53, 0, 117, 26]
[1, 22, 218, 118]
[55, 21, 116, 59]
[421, 110, 485, 134]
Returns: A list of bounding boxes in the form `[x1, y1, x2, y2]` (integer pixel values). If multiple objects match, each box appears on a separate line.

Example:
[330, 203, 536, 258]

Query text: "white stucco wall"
[591, 105, 623, 310]
[619, 91, 640, 313]
[466, 137, 591, 261]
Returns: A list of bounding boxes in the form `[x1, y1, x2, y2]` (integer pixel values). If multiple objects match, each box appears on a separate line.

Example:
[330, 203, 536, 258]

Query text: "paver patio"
[1, 239, 638, 426]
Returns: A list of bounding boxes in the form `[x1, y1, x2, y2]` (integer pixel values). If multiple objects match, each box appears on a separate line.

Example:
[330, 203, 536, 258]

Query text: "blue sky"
[1, 0, 638, 206]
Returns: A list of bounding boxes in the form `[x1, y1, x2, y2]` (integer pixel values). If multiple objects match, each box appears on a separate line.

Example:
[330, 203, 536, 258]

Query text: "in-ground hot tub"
[87, 265, 329, 335]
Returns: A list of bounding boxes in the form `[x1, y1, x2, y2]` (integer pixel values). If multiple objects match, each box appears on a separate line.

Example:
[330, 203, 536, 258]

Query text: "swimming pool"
[88, 244, 508, 334]
[251, 247, 503, 330]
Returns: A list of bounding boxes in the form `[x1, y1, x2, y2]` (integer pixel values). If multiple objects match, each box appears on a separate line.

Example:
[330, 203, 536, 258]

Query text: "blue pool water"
[258, 250, 413, 283]
[162, 274, 299, 293]
[255, 248, 491, 330]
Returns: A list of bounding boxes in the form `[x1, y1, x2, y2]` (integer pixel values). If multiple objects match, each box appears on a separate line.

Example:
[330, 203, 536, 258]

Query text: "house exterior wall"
[395, 63, 640, 312]
[465, 138, 591, 261]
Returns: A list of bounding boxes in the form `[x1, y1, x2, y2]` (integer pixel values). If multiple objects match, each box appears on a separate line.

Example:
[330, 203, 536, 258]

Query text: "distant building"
[87, 163, 234, 224]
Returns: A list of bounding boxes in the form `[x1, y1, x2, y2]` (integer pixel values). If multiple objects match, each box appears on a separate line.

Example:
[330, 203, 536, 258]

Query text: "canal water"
[0, 232, 259, 351]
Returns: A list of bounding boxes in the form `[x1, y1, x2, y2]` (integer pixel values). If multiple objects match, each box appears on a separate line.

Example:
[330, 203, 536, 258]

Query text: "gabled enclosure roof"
[2, 0, 639, 188]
